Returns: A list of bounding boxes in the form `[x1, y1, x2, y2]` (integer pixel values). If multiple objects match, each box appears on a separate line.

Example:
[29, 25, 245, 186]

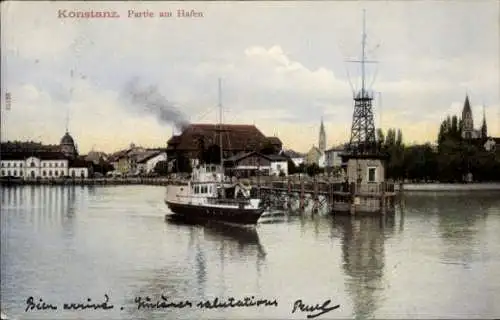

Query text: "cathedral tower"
[461, 94, 474, 139]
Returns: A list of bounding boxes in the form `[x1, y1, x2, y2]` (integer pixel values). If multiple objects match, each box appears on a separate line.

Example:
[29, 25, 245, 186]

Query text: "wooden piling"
[300, 181, 305, 211]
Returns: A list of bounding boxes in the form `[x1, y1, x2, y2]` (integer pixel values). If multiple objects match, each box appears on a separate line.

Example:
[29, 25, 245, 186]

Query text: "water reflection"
[402, 192, 499, 267]
[333, 215, 396, 319]
[0, 185, 85, 231]
[127, 219, 267, 320]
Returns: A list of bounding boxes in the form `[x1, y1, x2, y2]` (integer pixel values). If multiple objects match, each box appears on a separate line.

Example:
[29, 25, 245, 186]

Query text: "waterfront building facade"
[0, 131, 91, 179]
[0, 152, 89, 179]
[224, 151, 289, 177]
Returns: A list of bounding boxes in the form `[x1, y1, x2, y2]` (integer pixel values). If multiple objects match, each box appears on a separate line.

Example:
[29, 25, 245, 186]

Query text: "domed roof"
[60, 132, 75, 145]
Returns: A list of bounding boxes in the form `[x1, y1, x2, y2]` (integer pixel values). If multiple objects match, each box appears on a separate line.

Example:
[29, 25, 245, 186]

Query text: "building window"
[55, 163, 58, 168]
[43, 170, 46, 177]
[7, 170, 11, 176]
[30, 162, 35, 167]
[20, 171, 23, 176]
[60, 170, 64, 176]
[30, 171, 35, 178]
[71, 170, 75, 177]
[13, 163, 16, 167]
[1, 170, 4, 176]
[367, 167, 377, 183]
[7, 163, 10, 167]
[1, 163, 3, 167]
[13, 170, 17, 176]
[20, 163, 23, 168]
[49, 170, 52, 176]
[55, 171, 59, 176]
[50, 163, 53, 167]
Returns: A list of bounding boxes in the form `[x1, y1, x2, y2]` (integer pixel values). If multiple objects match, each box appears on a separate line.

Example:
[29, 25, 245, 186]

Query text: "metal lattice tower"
[347, 10, 378, 155]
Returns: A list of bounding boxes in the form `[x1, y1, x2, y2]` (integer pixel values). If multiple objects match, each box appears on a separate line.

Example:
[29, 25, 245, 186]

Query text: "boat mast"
[218, 78, 225, 191]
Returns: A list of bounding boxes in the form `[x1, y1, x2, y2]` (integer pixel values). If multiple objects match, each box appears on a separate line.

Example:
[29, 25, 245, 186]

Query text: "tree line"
[379, 115, 500, 182]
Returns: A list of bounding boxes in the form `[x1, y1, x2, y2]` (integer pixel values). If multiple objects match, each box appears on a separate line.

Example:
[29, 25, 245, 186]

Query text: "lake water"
[1, 185, 499, 319]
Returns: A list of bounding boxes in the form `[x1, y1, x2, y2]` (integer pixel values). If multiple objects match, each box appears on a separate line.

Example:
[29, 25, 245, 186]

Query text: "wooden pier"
[254, 179, 398, 215]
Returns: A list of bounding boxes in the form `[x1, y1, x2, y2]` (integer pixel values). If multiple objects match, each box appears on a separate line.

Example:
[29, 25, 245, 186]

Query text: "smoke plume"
[121, 78, 190, 131]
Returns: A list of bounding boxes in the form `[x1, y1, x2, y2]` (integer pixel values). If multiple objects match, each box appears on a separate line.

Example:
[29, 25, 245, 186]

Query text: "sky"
[1, 0, 499, 154]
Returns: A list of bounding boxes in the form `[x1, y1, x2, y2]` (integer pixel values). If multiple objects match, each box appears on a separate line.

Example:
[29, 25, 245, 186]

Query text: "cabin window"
[367, 167, 377, 183]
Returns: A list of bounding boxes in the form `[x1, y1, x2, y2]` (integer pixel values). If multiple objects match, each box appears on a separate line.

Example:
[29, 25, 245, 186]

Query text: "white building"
[225, 151, 289, 177]
[0, 152, 89, 179]
[267, 154, 288, 176]
[325, 147, 344, 168]
[280, 149, 304, 167]
[136, 151, 167, 174]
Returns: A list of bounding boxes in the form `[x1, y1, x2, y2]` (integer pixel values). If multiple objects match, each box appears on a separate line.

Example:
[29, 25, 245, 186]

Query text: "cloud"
[1, 0, 498, 154]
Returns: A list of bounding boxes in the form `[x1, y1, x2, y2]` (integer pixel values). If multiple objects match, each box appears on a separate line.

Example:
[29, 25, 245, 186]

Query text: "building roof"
[325, 146, 345, 152]
[281, 149, 304, 158]
[85, 151, 108, 163]
[1, 141, 61, 153]
[266, 136, 282, 146]
[108, 149, 130, 162]
[1, 151, 69, 161]
[308, 146, 321, 155]
[167, 123, 269, 151]
[137, 151, 164, 163]
[60, 132, 75, 145]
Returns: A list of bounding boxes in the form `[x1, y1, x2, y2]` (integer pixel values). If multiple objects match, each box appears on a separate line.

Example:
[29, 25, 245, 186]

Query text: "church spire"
[318, 117, 326, 153]
[461, 94, 474, 139]
[481, 104, 488, 138]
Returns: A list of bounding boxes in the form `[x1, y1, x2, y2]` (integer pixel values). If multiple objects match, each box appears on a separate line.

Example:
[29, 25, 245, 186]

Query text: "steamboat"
[164, 79, 265, 226]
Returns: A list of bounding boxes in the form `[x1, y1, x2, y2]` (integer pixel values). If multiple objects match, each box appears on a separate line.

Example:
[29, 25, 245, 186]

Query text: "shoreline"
[1, 177, 500, 192]
[397, 182, 500, 192]
[0, 177, 172, 186]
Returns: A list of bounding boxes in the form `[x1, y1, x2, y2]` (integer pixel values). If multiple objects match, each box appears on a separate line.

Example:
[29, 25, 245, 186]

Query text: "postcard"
[1, 1, 499, 319]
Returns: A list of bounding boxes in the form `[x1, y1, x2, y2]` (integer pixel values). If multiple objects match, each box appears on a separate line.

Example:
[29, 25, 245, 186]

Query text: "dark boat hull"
[165, 201, 264, 225]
